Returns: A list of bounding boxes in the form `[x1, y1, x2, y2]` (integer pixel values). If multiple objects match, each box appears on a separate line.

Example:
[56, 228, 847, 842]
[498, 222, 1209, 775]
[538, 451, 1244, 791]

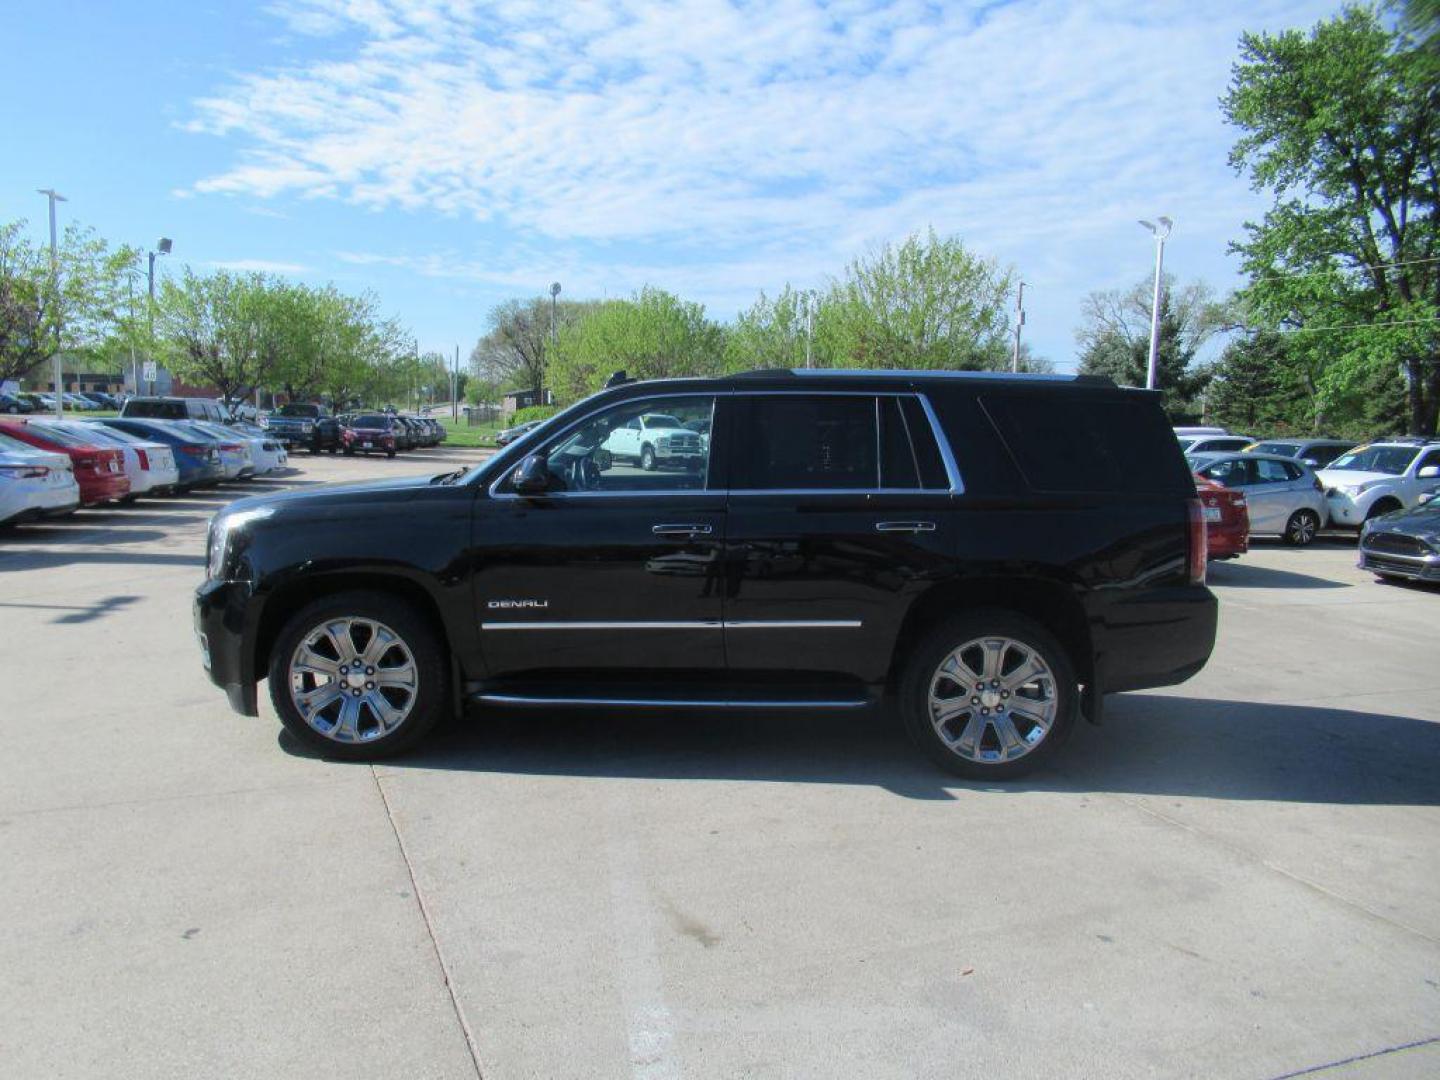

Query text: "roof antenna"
[604, 370, 631, 388]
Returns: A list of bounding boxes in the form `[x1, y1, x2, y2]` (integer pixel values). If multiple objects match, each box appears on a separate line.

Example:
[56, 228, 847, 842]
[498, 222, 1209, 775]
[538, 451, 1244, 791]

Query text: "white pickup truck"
[1318, 440, 1440, 526]
[601, 412, 706, 471]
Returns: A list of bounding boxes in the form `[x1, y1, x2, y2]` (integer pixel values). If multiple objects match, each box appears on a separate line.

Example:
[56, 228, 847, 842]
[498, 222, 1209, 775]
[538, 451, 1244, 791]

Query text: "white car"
[1317, 440, 1440, 527]
[1188, 451, 1329, 545]
[601, 411, 706, 471]
[52, 420, 179, 498]
[227, 420, 290, 474]
[0, 431, 80, 523]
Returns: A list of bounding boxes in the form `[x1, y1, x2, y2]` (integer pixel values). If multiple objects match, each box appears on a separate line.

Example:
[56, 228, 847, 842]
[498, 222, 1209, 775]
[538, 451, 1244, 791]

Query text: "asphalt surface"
[2, 449, 1437, 1080]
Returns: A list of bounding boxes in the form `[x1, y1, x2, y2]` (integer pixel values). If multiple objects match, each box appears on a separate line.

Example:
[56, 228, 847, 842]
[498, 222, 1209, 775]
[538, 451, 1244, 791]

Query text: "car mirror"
[511, 453, 551, 495]
[1418, 466, 1439, 479]
[1301, 458, 1319, 468]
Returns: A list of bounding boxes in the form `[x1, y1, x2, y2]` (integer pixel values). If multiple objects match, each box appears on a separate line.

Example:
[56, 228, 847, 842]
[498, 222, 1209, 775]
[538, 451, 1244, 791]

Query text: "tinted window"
[1251, 442, 1300, 457]
[354, 414, 391, 426]
[898, 397, 950, 490]
[526, 395, 715, 493]
[981, 393, 1191, 494]
[123, 400, 185, 419]
[1307, 444, 1350, 466]
[1199, 458, 1252, 487]
[278, 404, 320, 418]
[880, 397, 920, 489]
[732, 396, 877, 490]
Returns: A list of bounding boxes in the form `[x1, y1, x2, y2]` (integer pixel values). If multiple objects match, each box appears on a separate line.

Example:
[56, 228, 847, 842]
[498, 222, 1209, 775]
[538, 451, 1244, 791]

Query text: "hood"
[221, 473, 450, 519]
[1368, 503, 1440, 541]
[1317, 469, 1392, 488]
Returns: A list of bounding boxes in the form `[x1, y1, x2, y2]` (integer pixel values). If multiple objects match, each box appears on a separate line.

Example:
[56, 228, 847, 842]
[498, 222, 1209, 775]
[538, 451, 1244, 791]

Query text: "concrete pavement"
[1, 451, 1437, 1079]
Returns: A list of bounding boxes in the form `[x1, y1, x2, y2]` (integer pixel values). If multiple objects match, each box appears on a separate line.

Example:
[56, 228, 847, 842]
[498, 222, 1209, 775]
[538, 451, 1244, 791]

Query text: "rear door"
[721, 392, 956, 692]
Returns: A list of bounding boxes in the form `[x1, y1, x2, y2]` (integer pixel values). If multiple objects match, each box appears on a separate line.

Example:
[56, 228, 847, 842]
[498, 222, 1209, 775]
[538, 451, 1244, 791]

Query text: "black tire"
[386, 449, 396, 458]
[640, 444, 656, 471]
[898, 610, 1078, 780]
[267, 590, 449, 760]
[343, 447, 354, 456]
[1283, 508, 1320, 546]
[309, 445, 320, 455]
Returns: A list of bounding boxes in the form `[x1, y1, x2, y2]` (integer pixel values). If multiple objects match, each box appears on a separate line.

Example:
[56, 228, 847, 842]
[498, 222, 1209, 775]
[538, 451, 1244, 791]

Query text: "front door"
[471, 393, 726, 692]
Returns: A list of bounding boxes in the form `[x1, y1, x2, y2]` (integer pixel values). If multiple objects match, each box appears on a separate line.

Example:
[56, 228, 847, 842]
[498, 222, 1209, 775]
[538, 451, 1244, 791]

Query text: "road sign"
[142, 361, 157, 382]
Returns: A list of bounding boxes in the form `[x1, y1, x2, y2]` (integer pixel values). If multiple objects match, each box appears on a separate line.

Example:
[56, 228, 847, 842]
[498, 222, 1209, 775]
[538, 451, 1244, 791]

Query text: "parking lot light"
[1138, 217, 1173, 391]
[37, 188, 67, 418]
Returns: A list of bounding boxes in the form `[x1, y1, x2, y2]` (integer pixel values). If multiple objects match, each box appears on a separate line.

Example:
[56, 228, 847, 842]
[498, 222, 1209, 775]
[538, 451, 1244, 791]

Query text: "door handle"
[652, 523, 713, 536]
[875, 521, 936, 533]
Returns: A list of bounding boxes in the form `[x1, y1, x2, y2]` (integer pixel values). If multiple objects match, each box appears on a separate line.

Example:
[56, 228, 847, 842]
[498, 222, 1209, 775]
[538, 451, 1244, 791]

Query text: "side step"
[468, 691, 872, 711]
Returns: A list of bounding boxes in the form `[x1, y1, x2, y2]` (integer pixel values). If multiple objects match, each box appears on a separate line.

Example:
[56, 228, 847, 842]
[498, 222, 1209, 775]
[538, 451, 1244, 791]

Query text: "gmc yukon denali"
[195, 370, 1217, 779]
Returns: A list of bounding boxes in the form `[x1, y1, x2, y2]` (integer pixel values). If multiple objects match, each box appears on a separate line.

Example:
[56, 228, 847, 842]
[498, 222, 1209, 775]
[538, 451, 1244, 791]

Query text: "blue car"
[98, 418, 225, 490]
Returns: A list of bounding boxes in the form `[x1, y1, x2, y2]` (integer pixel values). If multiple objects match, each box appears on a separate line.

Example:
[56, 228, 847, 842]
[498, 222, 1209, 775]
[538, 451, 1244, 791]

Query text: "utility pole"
[1010, 281, 1026, 373]
[453, 344, 460, 423]
[1139, 217, 1173, 391]
[36, 189, 67, 417]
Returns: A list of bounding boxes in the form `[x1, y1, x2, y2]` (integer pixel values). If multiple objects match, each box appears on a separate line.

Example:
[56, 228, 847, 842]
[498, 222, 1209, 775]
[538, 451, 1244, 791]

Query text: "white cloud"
[208, 258, 313, 274]
[188, 0, 1339, 364]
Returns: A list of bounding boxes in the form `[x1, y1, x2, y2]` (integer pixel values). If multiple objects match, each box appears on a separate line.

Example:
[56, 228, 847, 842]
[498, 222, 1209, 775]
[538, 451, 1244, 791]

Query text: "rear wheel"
[899, 610, 1077, 780]
[268, 590, 449, 760]
[1283, 509, 1320, 546]
[386, 449, 396, 458]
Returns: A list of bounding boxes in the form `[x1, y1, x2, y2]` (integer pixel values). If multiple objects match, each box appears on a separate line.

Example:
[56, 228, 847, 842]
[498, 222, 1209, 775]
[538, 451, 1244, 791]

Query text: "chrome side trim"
[480, 619, 863, 631]
[473, 693, 870, 710]
[917, 393, 965, 494]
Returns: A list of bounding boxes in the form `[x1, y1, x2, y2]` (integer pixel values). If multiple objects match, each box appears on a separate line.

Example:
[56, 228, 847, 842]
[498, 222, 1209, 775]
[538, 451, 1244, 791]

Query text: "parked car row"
[3, 390, 128, 414]
[336, 413, 447, 457]
[0, 414, 289, 524]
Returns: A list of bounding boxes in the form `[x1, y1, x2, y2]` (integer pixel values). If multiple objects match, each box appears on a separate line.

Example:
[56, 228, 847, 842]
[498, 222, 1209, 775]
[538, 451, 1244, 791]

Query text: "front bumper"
[1325, 492, 1367, 526]
[1358, 548, 1440, 581]
[194, 578, 259, 716]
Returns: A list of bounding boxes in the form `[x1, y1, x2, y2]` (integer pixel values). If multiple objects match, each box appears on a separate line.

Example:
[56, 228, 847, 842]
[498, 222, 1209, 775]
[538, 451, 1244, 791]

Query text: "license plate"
[362, 441, 372, 448]
[1204, 506, 1222, 522]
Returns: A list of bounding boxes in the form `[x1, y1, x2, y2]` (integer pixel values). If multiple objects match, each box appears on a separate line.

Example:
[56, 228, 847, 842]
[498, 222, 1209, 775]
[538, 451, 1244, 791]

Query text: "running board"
[469, 691, 871, 710]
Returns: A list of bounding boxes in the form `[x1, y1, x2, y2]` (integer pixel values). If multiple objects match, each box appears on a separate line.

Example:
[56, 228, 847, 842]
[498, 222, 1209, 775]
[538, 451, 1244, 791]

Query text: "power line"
[1253, 254, 1440, 283]
[1269, 315, 1440, 334]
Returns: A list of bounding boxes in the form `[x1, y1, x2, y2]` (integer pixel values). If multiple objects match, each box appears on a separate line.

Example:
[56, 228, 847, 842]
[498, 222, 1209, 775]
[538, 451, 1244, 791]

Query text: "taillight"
[73, 453, 97, 471]
[0, 464, 47, 479]
[1186, 498, 1208, 584]
[222, 443, 241, 452]
[136, 448, 150, 470]
[180, 445, 206, 456]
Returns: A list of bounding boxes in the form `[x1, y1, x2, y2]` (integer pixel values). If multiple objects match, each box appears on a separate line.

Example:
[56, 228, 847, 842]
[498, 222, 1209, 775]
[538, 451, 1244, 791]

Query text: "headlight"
[1338, 482, 1377, 497]
[207, 506, 274, 580]
[301, 422, 314, 433]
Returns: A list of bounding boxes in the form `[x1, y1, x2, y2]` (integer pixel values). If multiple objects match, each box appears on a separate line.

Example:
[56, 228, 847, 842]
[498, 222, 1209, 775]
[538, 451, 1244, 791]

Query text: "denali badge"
[487, 599, 549, 609]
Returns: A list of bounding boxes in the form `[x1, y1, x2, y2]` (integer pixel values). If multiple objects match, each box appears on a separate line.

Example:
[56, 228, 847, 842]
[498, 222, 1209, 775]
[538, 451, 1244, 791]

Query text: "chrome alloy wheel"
[927, 636, 1058, 764]
[288, 617, 419, 743]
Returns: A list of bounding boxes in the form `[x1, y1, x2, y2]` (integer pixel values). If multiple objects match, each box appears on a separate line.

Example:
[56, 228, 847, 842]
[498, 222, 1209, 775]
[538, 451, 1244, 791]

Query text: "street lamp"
[36, 189, 67, 417]
[547, 281, 561, 404]
[147, 237, 172, 394]
[1138, 217, 1172, 391]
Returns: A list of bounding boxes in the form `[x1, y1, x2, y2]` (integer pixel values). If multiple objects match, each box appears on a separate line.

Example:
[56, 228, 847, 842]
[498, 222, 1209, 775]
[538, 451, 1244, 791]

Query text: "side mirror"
[1301, 458, 1319, 468]
[1418, 466, 1439, 479]
[511, 453, 551, 495]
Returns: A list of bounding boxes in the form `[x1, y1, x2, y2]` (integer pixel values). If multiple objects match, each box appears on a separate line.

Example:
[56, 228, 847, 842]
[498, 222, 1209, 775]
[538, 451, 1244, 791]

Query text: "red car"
[341, 413, 399, 458]
[0, 419, 130, 506]
[1195, 473, 1249, 560]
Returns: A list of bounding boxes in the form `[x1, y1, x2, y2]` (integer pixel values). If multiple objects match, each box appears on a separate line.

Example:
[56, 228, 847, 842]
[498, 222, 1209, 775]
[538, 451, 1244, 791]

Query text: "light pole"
[1010, 281, 1026, 373]
[147, 237, 172, 394]
[1138, 217, 1172, 391]
[453, 344, 460, 423]
[547, 281, 561, 405]
[36, 189, 67, 417]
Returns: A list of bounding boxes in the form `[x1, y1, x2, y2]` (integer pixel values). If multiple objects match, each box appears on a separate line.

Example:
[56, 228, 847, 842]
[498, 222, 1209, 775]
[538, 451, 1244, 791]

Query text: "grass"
[438, 416, 504, 448]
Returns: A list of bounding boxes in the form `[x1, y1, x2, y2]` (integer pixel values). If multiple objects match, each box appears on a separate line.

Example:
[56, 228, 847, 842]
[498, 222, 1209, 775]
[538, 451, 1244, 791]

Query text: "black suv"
[265, 403, 342, 454]
[195, 371, 1216, 778]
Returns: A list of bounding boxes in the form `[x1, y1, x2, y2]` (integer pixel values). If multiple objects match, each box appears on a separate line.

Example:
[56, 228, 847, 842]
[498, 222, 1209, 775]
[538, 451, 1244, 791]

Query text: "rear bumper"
[194, 579, 259, 716]
[77, 473, 131, 505]
[1094, 585, 1218, 693]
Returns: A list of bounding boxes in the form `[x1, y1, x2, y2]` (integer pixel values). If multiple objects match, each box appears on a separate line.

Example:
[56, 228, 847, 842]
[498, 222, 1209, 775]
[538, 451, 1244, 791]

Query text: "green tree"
[547, 287, 724, 403]
[817, 229, 1015, 370]
[724, 285, 820, 371]
[0, 219, 137, 384]
[1076, 276, 1223, 419]
[1223, 6, 1439, 434]
[1204, 331, 1310, 434]
[470, 296, 597, 395]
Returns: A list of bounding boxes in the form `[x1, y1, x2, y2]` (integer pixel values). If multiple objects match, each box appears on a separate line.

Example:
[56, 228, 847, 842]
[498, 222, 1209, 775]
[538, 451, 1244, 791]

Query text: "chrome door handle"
[875, 521, 936, 533]
[652, 523, 713, 536]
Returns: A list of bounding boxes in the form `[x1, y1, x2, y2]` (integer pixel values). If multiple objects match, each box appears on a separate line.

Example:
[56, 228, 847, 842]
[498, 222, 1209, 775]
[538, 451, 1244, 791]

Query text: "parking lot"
[2, 450, 1437, 1080]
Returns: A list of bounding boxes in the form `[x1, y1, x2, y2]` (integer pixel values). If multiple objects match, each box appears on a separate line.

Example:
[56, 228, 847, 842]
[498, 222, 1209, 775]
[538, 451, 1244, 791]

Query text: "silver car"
[1187, 451, 1329, 545]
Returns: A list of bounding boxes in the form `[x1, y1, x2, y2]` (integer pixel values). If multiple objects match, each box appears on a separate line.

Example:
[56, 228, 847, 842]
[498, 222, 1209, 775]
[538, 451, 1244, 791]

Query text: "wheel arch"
[253, 571, 461, 714]
[886, 576, 1097, 721]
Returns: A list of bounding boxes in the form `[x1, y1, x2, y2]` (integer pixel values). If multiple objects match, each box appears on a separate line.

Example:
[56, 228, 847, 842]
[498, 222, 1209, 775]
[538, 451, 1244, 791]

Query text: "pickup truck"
[265, 403, 342, 454]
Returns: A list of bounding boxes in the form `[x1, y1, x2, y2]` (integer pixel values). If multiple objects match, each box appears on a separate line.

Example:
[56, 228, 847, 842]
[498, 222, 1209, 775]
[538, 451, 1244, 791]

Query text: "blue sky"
[2, 0, 1341, 371]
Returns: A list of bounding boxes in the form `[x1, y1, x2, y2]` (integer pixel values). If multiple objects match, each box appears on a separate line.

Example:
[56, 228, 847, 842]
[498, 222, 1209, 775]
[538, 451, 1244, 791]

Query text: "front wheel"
[1284, 509, 1320, 546]
[898, 611, 1077, 780]
[268, 590, 449, 760]
[640, 444, 656, 471]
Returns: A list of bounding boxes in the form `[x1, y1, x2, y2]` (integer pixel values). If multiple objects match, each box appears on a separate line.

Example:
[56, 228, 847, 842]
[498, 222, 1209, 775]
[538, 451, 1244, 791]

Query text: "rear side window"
[980, 392, 1192, 494]
[732, 396, 877, 490]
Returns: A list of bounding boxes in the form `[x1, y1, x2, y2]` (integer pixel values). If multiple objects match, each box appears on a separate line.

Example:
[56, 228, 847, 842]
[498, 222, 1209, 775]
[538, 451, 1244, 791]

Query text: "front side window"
[518, 395, 715, 494]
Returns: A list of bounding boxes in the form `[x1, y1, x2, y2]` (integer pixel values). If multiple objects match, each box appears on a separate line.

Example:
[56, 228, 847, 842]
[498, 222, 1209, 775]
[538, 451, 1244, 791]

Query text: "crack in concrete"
[1265, 1034, 1440, 1079]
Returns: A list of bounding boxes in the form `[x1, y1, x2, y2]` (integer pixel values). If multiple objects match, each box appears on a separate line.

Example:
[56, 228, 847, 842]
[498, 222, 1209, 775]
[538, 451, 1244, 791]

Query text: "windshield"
[354, 414, 391, 426]
[643, 414, 683, 428]
[1250, 442, 1299, 457]
[1327, 445, 1418, 474]
[277, 404, 319, 417]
